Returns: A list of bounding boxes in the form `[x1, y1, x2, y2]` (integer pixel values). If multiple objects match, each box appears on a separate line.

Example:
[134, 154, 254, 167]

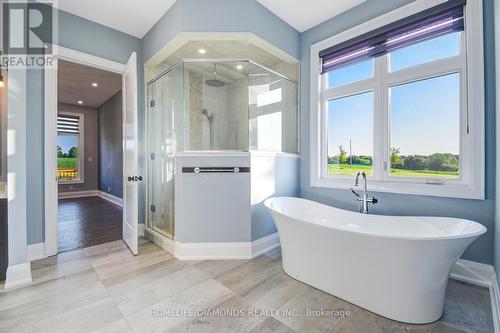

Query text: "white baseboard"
[144, 227, 175, 254]
[4, 262, 32, 289]
[145, 230, 280, 261]
[450, 259, 499, 333]
[491, 274, 500, 333]
[97, 191, 123, 207]
[175, 241, 252, 260]
[450, 259, 495, 287]
[58, 190, 98, 199]
[251, 232, 280, 258]
[27, 243, 46, 261]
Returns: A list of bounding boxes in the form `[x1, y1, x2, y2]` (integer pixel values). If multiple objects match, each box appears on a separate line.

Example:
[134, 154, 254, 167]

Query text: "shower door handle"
[128, 176, 143, 182]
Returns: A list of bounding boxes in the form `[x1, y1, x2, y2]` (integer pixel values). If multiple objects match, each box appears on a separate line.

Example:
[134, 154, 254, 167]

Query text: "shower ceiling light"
[77, 100, 83, 104]
[236, 65, 243, 70]
[198, 48, 207, 54]
[92, 82, 98, 87]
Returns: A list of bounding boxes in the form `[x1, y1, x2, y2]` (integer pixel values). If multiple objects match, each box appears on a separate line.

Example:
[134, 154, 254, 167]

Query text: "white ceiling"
[58, 60, 122, 108]
[257, 0, 367, 32]
[58, 0, 176, 38]
[57, 0, 365, 38]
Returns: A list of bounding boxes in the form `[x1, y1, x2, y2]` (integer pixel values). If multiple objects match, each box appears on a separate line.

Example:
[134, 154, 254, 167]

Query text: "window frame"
[309, 0, 484, 199]
[57, 111, 85, 184]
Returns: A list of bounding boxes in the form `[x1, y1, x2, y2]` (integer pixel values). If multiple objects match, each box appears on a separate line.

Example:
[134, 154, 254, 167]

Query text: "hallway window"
[57, 113, 84, 183]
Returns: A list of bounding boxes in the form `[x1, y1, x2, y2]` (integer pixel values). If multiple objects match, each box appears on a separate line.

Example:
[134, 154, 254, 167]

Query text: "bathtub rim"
[264, 197, 487, 242]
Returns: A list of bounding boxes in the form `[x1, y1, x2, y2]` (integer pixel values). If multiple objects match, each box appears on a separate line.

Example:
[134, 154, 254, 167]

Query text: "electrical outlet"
[88, 157, 93, 162]
[107, 186, 111, 193]
[107, 163, 110, 169]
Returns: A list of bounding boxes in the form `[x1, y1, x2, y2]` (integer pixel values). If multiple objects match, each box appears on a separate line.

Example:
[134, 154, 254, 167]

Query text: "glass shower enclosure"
[147, 60, 298, 238]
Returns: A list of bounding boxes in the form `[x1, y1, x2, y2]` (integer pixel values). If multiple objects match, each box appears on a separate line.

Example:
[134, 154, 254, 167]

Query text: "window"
[310, 0, 484, 199]
[57, 113, 84, 183]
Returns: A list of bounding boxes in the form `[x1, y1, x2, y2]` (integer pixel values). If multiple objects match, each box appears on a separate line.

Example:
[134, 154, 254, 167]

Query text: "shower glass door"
[147, 62, 184, 239]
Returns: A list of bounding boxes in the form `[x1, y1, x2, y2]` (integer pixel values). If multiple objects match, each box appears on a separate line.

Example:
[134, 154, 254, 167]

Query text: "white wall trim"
[4, 262, 32, 290]
[450, 258, 495, 288]
[491, 274, 500, 333]
[145, 231, 280, 261]
[45, 46, 128, 258]
[251, 232, 280, 258]
[58, 190, 98, 199]
[450, 259, 500, 333]
[27, 243, 46, 261]
[175, 241, 253, 261]
[144, 227, 175, 254]
[97, 191, 123, 207]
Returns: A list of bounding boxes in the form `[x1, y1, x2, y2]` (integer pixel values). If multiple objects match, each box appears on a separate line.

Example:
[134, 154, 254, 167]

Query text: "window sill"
[59, 180, 84, 185]
[310, 177, 484, 200]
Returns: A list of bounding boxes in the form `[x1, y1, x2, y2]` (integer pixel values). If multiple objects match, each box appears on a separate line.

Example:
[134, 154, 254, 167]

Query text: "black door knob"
[137, 176, 143, 181]
[128, 176, 133, 181]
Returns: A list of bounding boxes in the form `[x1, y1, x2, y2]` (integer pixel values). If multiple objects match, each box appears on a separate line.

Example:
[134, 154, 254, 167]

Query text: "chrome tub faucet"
[351, 171, 378, 214]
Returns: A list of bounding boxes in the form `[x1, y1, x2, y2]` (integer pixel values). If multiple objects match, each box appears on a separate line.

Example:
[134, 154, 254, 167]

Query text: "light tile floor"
[0, 239, 494, 333]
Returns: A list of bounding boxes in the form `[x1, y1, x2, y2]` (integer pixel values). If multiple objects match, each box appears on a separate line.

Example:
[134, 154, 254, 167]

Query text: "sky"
[327, 32, 460, 157]
[57, 135, 78, 154]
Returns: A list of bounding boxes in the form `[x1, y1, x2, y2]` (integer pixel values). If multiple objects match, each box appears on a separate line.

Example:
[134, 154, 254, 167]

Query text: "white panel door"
[122, 52, 139, 255]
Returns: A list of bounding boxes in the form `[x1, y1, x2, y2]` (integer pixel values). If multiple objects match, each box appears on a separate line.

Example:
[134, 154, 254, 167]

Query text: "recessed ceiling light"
[198, 48, 207, 54]
[77, 100, 83, 104]
[236, 65, 244, 70]
[91, 82, 98, 87]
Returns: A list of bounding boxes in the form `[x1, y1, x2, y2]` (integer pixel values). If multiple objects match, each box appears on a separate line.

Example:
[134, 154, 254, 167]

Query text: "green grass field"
[58, 157, 77, 169]
[327, 164, 458, 178]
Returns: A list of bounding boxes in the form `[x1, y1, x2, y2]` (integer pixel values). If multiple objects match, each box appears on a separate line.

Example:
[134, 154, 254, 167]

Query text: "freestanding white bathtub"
[264, 197, 486, 324]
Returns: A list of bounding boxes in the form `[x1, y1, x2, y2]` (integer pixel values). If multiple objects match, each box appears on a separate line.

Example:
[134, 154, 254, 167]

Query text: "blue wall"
[98, 91, 124, 199]
[26, 7, 144, 244]
[299, 0, 496, 264]
[494, 0, 500, 283]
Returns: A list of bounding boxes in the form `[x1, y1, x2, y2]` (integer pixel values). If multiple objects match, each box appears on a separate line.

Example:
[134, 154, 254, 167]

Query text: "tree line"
[57, 145, 78, 158]
[328, 145, 459, 172]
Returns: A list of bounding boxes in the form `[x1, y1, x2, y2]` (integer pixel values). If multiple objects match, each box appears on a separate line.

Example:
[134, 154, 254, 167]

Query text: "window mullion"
[373, 55, 388, 182]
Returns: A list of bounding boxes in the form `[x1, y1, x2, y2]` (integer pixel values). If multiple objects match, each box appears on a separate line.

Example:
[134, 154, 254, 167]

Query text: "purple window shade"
[320, 0, 465, 74]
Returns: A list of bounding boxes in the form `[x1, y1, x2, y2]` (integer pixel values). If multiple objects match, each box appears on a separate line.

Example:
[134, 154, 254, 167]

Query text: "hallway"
[58, 196, 122, 252]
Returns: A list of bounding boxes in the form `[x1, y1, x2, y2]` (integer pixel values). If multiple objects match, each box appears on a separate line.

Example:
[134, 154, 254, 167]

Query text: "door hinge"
[150, 153, 155, 160]
[150, 100, 155, 107]
[150, 205, 156, 213]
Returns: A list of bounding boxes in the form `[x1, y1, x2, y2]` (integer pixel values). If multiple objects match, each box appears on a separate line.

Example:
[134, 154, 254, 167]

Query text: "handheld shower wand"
[202, 109, 215, 150]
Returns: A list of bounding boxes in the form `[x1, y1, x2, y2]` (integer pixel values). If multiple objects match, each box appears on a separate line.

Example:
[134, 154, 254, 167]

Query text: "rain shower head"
[205, 63, 225, 87]
[205, 79, 225, 87]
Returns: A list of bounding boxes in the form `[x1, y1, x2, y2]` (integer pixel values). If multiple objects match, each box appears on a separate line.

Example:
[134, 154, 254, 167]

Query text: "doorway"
[56, 59, 123, 252]
[44, 47, 139, 257]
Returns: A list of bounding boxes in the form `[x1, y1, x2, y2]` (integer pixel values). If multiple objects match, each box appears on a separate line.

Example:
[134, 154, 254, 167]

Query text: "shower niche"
[146, 58, 299, 255]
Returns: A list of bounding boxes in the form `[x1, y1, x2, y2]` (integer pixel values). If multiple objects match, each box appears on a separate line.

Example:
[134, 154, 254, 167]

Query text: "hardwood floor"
[58, 196, 122, 253]
[0, 240, 494, 333]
